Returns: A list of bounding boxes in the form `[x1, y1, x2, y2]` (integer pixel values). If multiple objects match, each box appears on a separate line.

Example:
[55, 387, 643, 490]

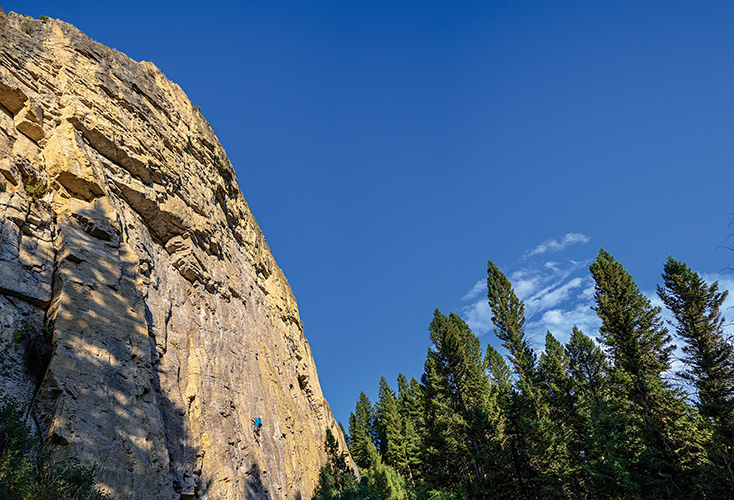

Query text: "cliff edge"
[0, 8, 349, 499]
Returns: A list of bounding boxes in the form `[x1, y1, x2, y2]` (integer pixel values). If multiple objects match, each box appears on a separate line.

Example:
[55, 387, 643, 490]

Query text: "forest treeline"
[313, 249, 734, 500]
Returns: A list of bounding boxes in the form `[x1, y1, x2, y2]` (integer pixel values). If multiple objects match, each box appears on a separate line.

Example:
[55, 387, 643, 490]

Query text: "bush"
[12, 320, 31, 343]
[0, 397, 109, 499]
[18, 16, 34, 35]
[24, 180, 47, 200]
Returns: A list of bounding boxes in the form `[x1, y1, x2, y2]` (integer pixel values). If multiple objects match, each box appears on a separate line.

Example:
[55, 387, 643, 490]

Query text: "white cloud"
[524, 276, 586, 317]
[526, 301, 601, 346]
[461, 279, 485, 302]
[462, 233, 594, 342]
[461, 254, 594, 342]
[526, 232, 590, 257]
[541, 309, 564, 326]
[462, 300, 494, 336]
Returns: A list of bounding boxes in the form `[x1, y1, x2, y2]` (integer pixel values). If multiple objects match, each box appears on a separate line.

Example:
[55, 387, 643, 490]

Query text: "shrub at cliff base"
[0, 397, 108, 500]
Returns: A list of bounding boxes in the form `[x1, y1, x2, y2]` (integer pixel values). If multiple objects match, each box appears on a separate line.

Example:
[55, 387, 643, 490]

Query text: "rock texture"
[0, 8, 351, 499]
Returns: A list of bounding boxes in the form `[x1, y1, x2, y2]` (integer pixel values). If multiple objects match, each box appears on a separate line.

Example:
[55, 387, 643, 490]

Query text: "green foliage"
[590, 249, 674, 378]
[18, 16, 35, 35]
[40, 16, 50, 23]
[658, 256, 734, 496]
[422, 310, 508, 497]
[13, 320, 32, 343]
[348, 392, 375, 470]
[487, 261, 536, 385]
[658, 256, 734, 425]
[24, 179, 47, 200]
[396, 374, 422, 484]
[313, 428, 358, 500]
[0, 397, 108, 499]
[590, 249, 708, 498]
[376, 377, 404, 469]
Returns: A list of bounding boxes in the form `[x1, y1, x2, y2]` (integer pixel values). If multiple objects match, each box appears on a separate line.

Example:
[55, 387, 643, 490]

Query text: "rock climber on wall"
[252, 416, 262, 444]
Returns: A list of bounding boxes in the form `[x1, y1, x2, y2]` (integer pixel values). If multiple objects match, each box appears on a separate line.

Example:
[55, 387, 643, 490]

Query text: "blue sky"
[8, 1, 734, 426]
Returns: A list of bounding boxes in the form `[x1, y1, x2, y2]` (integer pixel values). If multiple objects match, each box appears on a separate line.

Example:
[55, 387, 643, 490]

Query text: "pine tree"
[362, 440, 411, 500]
[376, 377, 405, 469]
[565, 327, 609, 411]
[658, 256, 734, 494]
[487, 260, 570, 499]
[349, 392, 376, 470]
[485, 344, 512, 397]
[538, 332, 582, 495]
[564, 326, 639, 499]
[421, 309, 504, 497]
[396, 373, 422, 484]
[590, 249, 707, 498]
[487, 261, 536, 388]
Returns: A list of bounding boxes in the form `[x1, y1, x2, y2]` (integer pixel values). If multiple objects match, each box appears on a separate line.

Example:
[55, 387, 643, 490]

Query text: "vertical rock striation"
[0, 7, 350, 499]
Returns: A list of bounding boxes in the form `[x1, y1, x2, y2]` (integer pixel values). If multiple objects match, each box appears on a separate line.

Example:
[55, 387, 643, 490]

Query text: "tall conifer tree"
[376, 377, 405, 469]
[349, 392, 376, 470]
[421, 309, 505, 497]
[590, 249, 706, 498]
[487, 261, 571, 499]
[658, 256, 734, 495]
[396, 373, 422, 484]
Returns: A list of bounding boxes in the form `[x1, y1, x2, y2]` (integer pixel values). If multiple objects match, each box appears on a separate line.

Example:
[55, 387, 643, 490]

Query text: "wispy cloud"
[524, 276, 587, 317]
[525, 233, 590, 257]
[526, 293, 601, 345]
[462, 279, 486, 301]
[462, 234, 594, 342]
[461, 300, 494, 336]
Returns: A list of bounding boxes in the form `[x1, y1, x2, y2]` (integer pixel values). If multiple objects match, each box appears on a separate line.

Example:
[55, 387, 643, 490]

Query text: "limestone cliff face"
[0, 8, 350, 499]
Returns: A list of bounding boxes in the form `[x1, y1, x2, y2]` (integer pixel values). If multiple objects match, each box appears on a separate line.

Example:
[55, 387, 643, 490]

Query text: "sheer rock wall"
[0, 8, 349, 499]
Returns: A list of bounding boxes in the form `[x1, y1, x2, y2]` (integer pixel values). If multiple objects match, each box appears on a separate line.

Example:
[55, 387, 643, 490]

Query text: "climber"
[252, 416, 262, 443]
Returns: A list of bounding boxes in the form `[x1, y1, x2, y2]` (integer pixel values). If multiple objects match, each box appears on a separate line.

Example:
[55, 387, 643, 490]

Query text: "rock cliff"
[0, 8, 350, 499]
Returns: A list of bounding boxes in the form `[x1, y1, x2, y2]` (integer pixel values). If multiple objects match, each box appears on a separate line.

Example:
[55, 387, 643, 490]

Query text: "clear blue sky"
[8, 0, 734, 427]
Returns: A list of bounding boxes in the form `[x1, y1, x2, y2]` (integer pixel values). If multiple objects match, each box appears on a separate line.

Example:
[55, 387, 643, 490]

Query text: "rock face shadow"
[244, 462, 272, 499]
[23, 213, 206, 499]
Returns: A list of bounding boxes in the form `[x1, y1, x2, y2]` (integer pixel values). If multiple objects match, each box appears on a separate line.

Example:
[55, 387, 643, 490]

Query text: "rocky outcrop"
[0, 7, 350, 499]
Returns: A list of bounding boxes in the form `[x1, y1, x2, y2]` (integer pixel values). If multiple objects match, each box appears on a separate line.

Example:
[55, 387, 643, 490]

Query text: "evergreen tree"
[564, 326, 638, 499]
[565, 327, 609, 411]
[362, 440, 412, 500]
[658, 256, 734, 494]
[590, 249, 707, 498]
[376, 377, 405, 469]
[349, 392, 376, 470]
[539, 332, 574, 422]
[487, 261, 570, 499]
[486, 262, 536, 387]
[485, 344, 512, 397]
[396, 374, 422, 484]
[421, 309, 504, 497]
[313, 428, 360, 500]
[538, 332, 582, 495]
